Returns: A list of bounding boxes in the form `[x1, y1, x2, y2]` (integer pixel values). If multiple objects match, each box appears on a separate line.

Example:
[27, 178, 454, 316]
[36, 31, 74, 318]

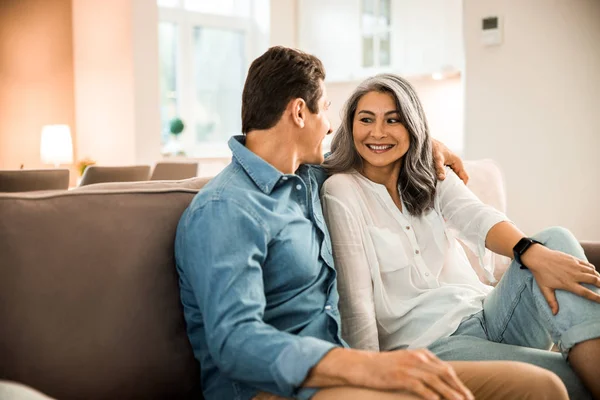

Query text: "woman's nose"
[370, 123, 386, 139]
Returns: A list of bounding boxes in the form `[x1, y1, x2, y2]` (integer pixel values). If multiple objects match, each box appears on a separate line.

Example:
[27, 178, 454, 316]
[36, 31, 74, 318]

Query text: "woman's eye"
[388, 118, 400, 124]
[360, 118, 373, 123]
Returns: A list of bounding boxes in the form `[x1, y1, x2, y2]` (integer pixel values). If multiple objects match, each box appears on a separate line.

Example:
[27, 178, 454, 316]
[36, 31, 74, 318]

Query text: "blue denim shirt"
[175, 136, 346, 400]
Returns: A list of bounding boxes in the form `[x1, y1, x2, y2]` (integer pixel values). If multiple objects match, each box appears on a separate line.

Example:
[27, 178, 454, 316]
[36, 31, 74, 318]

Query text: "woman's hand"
[522, 244, 600, 314]
[432, 139, 469, 184]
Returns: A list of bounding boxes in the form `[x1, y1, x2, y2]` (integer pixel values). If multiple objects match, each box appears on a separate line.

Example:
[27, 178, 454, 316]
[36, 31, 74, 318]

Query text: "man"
[175, 46, 567, 400]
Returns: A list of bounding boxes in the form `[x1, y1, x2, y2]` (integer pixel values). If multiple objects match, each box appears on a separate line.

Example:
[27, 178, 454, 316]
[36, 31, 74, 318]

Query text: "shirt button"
[282, 176, 288, 181]
[296, 184, 302, 190]
[415, 249, 420, 254]
[425, 272, 430, 276]
[324, 305, 332, 311]
[405, 226, 411, 230]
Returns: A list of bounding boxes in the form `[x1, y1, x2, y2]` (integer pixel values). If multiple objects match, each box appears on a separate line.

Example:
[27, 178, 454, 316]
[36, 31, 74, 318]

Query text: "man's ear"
[290, 98, 306, 129]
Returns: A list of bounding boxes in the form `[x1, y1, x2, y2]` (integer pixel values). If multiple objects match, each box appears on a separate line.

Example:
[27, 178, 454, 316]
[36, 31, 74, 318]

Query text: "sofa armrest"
[581, 241, 600, 271]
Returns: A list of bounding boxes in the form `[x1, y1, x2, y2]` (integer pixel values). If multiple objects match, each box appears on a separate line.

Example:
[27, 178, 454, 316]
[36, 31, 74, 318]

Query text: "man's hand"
[354, 349, 474, 400]
[306, 348, 474, 400]
[522, 245, 600, 315]
[432, 139, 468, 184]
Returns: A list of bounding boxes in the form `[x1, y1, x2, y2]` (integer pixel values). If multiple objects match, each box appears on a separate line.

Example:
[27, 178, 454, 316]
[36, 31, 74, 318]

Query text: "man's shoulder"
[187, 163, 260, 214]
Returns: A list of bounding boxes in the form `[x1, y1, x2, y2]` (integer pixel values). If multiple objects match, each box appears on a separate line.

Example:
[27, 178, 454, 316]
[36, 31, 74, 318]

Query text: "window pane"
[362, 0, 377, 36]
[362, 36, 374, 67]
[184, 0, 250, 17]
[362, 0, 375, 15]
[379, 32, 391, 66]
[158, 22, 179, 144]
[191, 27, 245, 155]
[379, 0, 391, 25]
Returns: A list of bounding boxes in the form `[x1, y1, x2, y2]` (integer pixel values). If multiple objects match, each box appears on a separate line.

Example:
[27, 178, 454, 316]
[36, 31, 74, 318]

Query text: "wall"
[270, 0, 297, 47]
[0, 0, 76, 173]
[72, 0, 160, 167]
[463, 0, 600, 240]
[132, 0, 162, 166]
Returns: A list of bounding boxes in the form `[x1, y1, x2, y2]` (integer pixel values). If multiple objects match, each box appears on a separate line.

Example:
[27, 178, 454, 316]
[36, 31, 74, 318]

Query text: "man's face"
[300, 81, 333, 165]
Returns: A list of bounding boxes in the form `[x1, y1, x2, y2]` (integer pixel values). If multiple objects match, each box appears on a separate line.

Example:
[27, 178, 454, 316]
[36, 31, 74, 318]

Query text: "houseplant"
[162, 117, 186, 156]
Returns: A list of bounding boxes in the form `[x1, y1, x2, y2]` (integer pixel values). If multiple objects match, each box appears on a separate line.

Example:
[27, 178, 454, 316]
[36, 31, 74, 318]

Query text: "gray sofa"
[0, 178, 599, 399]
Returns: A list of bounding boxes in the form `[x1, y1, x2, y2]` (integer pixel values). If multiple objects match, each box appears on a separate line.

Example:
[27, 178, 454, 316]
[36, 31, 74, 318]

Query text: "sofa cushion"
[0, 178, 210, 400]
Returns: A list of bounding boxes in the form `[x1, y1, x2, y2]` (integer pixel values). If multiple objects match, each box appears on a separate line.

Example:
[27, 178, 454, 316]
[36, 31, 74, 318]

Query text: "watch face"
[514, 238, 530, 255]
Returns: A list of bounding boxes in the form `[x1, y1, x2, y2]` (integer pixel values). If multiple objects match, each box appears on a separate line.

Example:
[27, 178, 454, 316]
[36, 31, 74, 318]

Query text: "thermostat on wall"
[481, 16, 503, 46]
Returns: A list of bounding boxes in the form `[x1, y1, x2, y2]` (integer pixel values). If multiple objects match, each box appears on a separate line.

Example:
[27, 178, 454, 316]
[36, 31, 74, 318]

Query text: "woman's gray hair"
[323, 73, 437, 216]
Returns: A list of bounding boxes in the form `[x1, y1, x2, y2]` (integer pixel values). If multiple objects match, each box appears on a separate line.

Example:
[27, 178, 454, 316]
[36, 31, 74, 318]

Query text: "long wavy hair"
[323, 74, 437, 216]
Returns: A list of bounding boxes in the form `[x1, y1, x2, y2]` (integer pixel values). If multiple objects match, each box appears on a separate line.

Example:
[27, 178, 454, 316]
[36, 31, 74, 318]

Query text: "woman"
[321, 74, 600, 400]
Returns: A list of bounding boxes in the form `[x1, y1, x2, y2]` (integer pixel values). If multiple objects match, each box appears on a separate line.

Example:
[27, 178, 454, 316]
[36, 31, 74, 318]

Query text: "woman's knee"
[534, 226, 583, 255]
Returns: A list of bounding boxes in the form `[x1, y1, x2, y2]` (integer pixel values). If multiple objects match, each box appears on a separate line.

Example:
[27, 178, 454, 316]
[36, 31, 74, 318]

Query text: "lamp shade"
[40, 125, 73, 166]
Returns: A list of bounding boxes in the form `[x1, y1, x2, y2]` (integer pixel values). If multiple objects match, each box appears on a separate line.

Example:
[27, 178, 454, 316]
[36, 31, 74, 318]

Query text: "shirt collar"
[229, 135, 284, 194]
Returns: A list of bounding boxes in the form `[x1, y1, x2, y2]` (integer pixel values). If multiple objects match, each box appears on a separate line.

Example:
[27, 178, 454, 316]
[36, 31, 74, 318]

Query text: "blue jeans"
[428, 227, 600, 400]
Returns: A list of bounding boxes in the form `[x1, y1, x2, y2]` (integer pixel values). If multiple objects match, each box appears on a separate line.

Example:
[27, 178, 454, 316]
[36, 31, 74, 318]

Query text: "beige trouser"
[255, 361, 569, 400]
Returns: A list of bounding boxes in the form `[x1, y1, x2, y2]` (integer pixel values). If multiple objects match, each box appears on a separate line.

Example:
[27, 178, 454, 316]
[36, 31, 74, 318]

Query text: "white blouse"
[321, 169, 510, 351]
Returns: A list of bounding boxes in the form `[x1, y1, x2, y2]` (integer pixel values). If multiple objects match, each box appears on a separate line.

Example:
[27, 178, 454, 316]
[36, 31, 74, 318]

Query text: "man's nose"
[326, 118, 333, 135]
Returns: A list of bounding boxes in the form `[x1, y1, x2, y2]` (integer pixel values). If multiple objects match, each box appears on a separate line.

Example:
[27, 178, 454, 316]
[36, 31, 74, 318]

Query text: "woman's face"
[352, 91, 410, 172]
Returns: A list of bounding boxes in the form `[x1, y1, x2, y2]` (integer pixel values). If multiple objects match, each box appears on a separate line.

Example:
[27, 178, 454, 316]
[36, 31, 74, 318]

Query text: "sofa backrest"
[0, 178, 210, 400]
[0, 169, 70, 192]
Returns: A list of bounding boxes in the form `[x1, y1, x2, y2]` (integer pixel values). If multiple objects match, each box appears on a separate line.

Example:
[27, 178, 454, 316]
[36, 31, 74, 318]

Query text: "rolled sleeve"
[475, 212, 510, 279]
[271, 337, 336, 395]
[177, 198, 337, 397]
[437, 170, 510, 277]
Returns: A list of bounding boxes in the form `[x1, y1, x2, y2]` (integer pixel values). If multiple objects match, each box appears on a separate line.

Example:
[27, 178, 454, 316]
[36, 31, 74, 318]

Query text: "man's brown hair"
[241, 46, 326, 134]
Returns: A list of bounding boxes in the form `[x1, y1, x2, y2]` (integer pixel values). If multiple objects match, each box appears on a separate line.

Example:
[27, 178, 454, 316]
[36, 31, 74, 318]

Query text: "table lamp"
[40, 125, 73, 168]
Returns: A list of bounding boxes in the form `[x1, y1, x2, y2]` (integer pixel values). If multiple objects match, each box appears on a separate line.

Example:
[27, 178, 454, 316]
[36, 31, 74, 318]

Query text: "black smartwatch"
[513, 237, 543, 269]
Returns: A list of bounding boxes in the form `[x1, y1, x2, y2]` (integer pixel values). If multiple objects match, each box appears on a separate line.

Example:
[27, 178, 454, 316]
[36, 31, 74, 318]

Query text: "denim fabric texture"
[428, 227, 600, 400]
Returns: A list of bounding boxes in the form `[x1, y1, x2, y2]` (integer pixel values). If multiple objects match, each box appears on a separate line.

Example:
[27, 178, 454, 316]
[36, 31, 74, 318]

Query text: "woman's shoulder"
[321, 171, 362, 198]
[435, 167, 463, 191]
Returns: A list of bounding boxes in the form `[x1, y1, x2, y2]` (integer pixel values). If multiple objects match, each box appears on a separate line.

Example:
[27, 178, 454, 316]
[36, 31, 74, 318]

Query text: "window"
[158, 0, 269, 158]
[191, 27, 245, 149]
[361, 0, 392, 68]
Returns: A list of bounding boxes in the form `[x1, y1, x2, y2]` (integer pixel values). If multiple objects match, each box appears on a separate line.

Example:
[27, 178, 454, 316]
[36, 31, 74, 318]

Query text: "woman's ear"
[290, 98, 306, 129]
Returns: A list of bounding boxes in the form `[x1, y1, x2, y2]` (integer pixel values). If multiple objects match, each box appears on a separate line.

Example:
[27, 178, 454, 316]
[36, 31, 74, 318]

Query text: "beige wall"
[270, 0, 297, 47]
[0, 0, 76, 173]
[72, 0, 160, 167]
[463, 0, 600, 240]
